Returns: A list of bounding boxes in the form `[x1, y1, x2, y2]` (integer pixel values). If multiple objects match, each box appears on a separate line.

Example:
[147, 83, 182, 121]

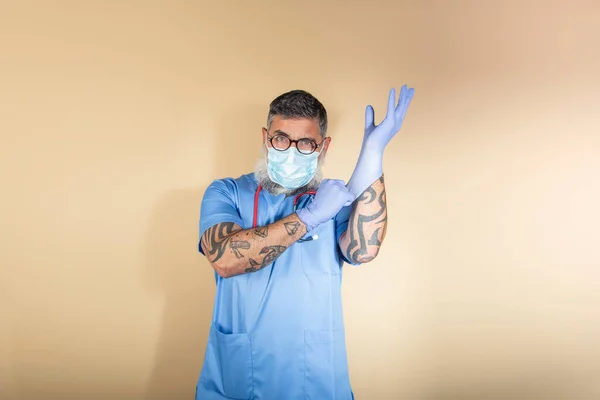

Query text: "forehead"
[269, 116, 321, 140]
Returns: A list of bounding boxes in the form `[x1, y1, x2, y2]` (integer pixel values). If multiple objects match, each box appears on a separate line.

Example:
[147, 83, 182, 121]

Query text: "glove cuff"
[347, 150, 383, 199]
[296, 208, 317, 232]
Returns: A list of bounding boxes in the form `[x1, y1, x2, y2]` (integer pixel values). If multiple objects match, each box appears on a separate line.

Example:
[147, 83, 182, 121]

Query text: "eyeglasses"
[268, 133, 323, 155]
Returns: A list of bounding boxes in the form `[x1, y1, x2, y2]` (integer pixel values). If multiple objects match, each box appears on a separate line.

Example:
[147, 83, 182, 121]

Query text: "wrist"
[358, 144, 383, 176]
[361, 140, 384, 159]
[348, 150, 383, 198]
[296, 208, 317, 232]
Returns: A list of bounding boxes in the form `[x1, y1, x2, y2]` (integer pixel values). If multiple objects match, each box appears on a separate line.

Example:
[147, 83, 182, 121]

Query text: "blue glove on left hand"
[296, 179, 354, 232]
[346, 85, 415, 198]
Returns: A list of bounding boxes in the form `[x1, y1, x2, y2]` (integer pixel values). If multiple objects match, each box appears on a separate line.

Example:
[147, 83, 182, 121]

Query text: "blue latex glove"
[297, 179, 354, 232]
[346, 85, 415, 198]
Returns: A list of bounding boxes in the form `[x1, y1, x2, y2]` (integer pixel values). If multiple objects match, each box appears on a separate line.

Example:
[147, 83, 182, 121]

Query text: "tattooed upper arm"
[201, 222, 243, 264]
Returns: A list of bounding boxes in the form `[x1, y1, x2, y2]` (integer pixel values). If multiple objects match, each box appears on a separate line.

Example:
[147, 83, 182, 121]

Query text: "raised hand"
[347, 85, 415, 198]
[363, 85, 415, 154]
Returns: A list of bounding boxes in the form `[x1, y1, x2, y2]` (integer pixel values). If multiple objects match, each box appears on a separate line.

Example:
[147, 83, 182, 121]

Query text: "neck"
[254, 159, 322, 197]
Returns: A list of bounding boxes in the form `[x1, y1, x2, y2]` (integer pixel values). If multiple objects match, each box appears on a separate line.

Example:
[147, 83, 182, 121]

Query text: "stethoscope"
[253, 185, 319, 242]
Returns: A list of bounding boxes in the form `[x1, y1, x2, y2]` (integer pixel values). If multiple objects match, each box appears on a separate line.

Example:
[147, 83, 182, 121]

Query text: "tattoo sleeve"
[201, 213, 307, 278]
[340, 175, 388, 264]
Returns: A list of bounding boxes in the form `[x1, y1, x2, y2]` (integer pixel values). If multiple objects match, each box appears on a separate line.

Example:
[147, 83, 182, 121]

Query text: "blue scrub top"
[195, 173, 356, 400]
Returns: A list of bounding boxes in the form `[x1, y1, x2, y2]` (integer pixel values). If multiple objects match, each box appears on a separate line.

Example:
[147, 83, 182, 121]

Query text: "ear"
[262, 127, 267, 146]
[319, 136, 332, 162]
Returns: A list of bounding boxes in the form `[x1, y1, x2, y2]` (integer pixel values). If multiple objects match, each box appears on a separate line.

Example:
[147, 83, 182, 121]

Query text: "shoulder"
[203, 172, 258, 198]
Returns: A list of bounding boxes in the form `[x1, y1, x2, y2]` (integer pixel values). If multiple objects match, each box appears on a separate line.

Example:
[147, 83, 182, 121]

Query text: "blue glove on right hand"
[346, 85, 415, 199]
[297, 179, 354, 232]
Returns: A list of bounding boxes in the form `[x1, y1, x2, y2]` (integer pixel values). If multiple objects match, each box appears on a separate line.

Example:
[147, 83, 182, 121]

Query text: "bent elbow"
[215, 267, 231, 278]
[353, 247, 380, 265]
[210, 260, 235, 278]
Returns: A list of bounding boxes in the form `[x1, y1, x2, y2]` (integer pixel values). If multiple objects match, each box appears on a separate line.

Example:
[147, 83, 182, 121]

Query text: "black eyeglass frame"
[267, 133, 324, 155]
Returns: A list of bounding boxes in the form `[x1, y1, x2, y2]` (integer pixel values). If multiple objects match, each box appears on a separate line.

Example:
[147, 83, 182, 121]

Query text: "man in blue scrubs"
[196, 86, 414, 399]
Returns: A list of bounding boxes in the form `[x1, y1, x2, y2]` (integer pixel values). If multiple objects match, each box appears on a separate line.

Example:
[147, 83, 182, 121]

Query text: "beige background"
[1, 1, 599, 399]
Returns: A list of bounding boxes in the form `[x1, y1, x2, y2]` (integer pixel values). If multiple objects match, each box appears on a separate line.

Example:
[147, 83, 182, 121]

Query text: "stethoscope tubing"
[252, 185, 317, 242]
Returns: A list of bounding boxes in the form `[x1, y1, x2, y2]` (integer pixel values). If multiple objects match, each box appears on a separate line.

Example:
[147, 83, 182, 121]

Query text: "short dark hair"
[266, 90, 327, 138]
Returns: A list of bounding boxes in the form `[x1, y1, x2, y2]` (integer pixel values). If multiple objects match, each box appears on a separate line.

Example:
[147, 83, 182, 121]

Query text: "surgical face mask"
[266, 146, 319, 190]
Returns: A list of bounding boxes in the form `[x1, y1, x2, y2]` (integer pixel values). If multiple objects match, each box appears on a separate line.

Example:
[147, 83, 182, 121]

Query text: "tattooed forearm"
[368, 227, 383, 246]
[341, 175, 387, 264]
[230, 240, 250, 259]
[202, 222, 238, 263]
[284, 221, 300, 236]
[245, 245, 287, 273]
[260, 245, 287, 264]
[201, 213, 307, 278]
[254, 226, 268, 238]
[246, 258, 261, 273]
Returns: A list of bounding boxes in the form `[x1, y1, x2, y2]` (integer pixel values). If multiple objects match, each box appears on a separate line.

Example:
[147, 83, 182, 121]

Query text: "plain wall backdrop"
[1, 1, 599, 399]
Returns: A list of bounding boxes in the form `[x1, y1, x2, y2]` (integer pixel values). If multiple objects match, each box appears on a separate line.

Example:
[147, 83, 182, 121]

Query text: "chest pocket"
[300, 219, 342, 276]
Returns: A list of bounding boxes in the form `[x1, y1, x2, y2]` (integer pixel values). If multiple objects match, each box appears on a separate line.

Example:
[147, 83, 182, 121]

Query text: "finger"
[345, 191, 355, 202]
[325, 179, 347, 192]
[387, 88, 396, 119]
[397, 85, 408, 109]
[365, 105, 374, 130]
[337, 182, 352, 193]
[400, 87, 415, 119]
[395, 106, 402, 127]
[397, 86, 414, 119]
[329, 179, 346, 187]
